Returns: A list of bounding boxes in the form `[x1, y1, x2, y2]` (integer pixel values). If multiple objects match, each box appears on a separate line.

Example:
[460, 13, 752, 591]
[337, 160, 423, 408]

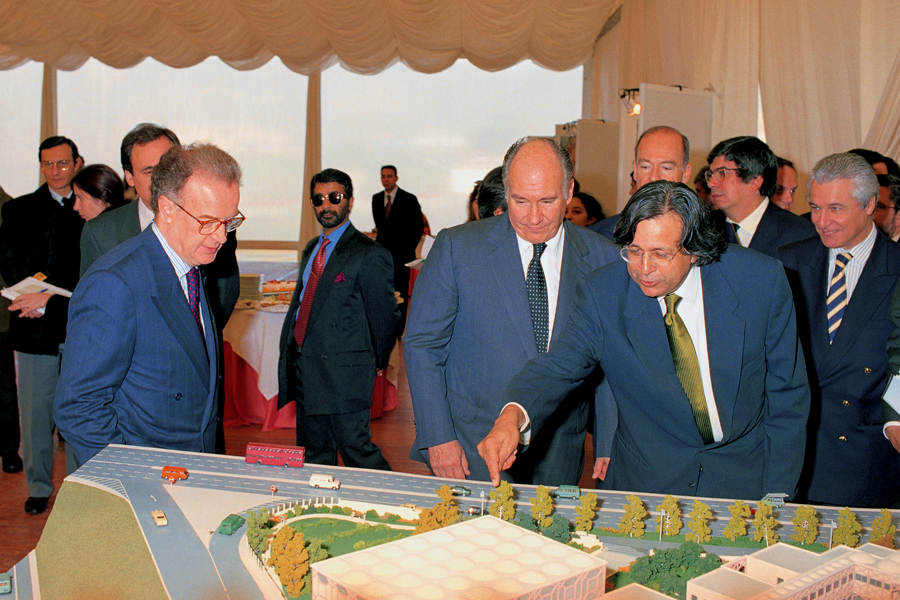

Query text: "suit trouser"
[16, 351, 59, 497]
[295, 402, 391, 471]
[0, 331, 19, 456]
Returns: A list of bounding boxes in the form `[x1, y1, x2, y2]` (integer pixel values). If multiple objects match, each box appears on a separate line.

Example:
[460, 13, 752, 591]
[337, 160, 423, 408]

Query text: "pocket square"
[334, 273, 346, 283]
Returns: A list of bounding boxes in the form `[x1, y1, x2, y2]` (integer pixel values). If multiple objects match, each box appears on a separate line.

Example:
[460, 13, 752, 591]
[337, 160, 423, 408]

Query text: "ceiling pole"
[39, 63, 58, 185]
[299, 71, 322, 259]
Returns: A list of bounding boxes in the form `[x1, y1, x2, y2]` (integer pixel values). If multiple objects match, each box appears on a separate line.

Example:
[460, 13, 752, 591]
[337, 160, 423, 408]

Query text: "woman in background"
[71, 164, 126, 221]
[565, 191, 604, 228]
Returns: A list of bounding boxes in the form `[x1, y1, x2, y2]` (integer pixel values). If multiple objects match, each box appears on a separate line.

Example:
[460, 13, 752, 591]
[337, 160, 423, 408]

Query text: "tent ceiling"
[0, 0, 622, 74]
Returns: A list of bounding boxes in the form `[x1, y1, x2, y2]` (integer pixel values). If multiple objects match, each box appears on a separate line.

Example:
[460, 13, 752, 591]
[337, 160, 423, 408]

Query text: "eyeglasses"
[169, 199, 245, 235]
[875, 202, 896, 212]
[704, 166, 742, 183]
[619, 246, 680, 266]
[311, 192, 347, 207]
[41, 160, 74, 171]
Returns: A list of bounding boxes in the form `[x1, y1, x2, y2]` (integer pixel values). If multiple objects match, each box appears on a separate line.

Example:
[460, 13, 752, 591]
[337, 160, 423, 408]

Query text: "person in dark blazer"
[706, 136, 817, 257]
[278, 168, 400, 470]
[0, 137, 85, 514]
[478, 181, 810, 500]
[0, 184, 22, 475]
[780, 153, 900, 508]
[372, 165, 423, 326]
[55, 143, 244, 467]
[405, 138, 620, 485]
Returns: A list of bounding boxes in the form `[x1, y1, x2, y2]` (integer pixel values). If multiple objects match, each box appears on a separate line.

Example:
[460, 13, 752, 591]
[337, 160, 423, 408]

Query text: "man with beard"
[277, 168, 400, 469]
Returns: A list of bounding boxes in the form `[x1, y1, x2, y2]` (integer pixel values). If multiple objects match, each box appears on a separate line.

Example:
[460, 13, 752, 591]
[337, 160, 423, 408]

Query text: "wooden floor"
[0, 343, 595, 573]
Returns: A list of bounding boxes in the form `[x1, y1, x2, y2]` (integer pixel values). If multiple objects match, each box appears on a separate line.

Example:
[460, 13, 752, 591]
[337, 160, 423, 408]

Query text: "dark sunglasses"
[311, 192, 347, 207]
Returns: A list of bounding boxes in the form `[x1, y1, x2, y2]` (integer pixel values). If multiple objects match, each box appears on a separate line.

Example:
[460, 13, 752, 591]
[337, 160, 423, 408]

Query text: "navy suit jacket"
[277, 223, 401, 415]
[780, 231, 900, 507]
[55, 227, 219, 466]
[404, 214, 619, 484]
[712, 201, 817, 259]
[505, 246, 810, 499]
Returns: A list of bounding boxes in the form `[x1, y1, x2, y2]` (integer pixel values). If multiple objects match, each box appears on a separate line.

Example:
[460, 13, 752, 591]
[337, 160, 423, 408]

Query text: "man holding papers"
[0, 136, 84, 514]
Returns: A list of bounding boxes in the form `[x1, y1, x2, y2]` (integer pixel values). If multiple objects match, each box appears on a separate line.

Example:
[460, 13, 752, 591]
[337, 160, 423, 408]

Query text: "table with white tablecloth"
[222, 307, 399, 432]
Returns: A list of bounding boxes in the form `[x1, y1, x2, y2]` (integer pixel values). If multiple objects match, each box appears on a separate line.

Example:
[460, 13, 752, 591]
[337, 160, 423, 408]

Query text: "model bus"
[245, 443, 306, 468]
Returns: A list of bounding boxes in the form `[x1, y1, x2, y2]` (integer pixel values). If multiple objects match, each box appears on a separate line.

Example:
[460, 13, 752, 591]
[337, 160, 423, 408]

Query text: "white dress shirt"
[151, 222, 205, 330]
[656, 265, 724, 442]
[138, 198, 155, 231]
[728, 198, 769, 246]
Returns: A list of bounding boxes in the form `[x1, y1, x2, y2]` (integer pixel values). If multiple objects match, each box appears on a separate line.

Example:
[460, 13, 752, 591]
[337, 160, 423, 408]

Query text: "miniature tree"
[543, 512, 571, 543]
[655, 495, 683, 538]
[574, 493, 598, 532]
[246, 508, 270, 557]
[530, 485, 554, 528]
[869, 508, 897, 549]
[267, 526, 310, 597]
[832, 507, 862, 548]
[307, 538, 329, 563]
[723, 500, 751, 541]
[752, 501, 779, 545]
[433, 485, 460, 526]
[629, 541, 721, 598]
[488, 480, 516, 521]
[618, 495, 647, 538]
[790, 505, 819, 545]
[413, 507, 441, 535]
[686, 500, 712, 543]
[513, 510, 539, 532]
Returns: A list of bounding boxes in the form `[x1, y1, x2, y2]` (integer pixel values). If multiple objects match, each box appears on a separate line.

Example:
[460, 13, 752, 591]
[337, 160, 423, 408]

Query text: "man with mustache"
[277, 168, 400, 469]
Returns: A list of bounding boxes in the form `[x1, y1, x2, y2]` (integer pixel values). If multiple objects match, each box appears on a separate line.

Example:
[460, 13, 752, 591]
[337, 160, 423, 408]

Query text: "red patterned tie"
[186, 267, 204, 341]
[293, 238, 330, 348]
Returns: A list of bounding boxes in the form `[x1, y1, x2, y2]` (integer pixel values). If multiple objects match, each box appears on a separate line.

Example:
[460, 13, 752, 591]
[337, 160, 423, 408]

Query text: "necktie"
[293, 238, 330, 348]
[186, 267, 204, 340]
[826, 252, 852, 344]
[527, 243, 549, 353]
[724, 221, 740, 245]
[385, 193, 392, 218]
[663, 294, 714, 444]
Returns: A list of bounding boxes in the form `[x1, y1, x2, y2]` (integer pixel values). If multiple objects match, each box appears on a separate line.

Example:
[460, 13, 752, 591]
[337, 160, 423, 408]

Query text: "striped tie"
[826, 252, 852, 344]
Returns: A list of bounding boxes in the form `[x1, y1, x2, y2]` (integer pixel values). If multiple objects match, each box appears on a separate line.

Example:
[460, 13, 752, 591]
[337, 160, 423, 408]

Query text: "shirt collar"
[729, 197, 769, 235]
[48, 188, 69, 205]
[828, 221, 877, 261]
[657, 261, 702, 309]
[515, 221, 566, 259]
[151, 222, 192, 279]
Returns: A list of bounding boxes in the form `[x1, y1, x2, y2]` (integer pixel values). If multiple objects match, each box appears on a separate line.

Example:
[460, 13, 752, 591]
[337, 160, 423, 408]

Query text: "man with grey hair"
[780, 152, 900, 507]
[55, 143, 245, 467]
[405, 137, 619, 484]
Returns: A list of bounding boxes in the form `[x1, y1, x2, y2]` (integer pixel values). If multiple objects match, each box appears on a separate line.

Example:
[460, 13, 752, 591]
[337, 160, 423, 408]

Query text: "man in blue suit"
[478, 181, 810, 499]
[405, 137, 619, 485]
[781, 153, 900, 508]
[55, 143, 244, 467]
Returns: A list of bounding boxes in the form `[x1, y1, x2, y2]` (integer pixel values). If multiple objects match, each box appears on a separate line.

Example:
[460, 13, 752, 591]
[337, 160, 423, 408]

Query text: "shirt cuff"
[884, 421, 900, 439]
[502, 402, 531, 446]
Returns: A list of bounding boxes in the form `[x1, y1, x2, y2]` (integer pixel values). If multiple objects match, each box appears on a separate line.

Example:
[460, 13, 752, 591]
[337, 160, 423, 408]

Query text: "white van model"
[308, 474, 341, 489]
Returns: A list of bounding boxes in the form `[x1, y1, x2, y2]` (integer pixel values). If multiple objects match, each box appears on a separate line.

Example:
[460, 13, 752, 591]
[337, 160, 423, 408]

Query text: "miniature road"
[23, 443, 893, 600]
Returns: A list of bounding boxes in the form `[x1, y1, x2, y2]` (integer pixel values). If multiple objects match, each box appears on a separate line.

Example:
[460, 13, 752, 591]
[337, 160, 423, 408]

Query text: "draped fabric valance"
[0, 0, 622, 74]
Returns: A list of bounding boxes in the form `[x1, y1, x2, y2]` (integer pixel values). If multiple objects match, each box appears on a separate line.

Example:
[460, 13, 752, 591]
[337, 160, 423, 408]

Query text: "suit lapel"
[795, 242, 831, 367]
[144, 230, 211, 384]
[552, 223, 590, 342]
[748, 203, 777, 252]
[701, 261, 745, 438]
[305, 225, 356, 330]
[487, 215, 538, 357]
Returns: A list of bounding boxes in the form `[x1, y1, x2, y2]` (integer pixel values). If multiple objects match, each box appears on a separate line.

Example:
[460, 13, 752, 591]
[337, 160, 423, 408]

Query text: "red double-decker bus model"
[245, 443, 306, 468]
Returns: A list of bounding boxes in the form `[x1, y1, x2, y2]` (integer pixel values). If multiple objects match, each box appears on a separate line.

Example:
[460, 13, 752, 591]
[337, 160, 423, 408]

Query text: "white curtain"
[0, 0, 621, 74]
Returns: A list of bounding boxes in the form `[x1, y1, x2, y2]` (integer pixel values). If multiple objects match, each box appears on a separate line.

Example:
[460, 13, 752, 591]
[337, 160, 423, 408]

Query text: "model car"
[449, 485, 471, 496]
[150, 510, 168, 526]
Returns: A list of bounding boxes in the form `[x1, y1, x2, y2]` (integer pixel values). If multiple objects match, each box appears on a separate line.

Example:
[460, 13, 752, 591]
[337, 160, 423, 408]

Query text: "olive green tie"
[663, 294, 714, 444]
